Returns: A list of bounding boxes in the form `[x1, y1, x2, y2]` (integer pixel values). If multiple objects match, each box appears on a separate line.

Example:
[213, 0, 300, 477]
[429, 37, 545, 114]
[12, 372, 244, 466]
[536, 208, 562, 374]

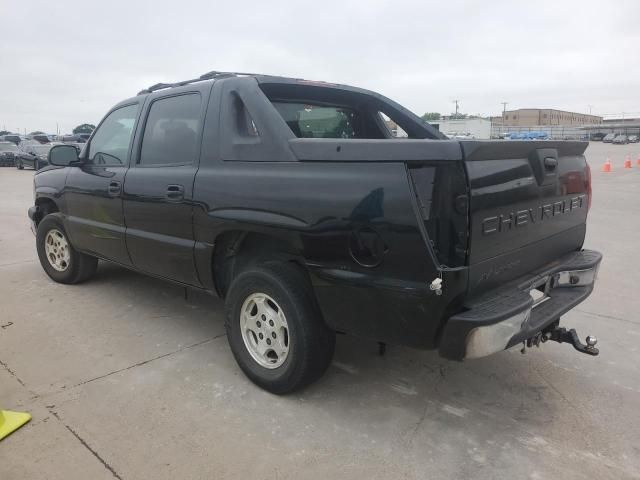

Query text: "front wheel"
[225, 262, 335, 394]
[36, 215, 98, 284]
[16, 160, 23, 170]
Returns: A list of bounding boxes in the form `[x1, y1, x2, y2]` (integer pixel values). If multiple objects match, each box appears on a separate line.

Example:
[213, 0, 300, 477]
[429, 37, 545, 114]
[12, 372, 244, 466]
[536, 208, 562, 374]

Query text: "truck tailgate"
[461, 140, 591, 295]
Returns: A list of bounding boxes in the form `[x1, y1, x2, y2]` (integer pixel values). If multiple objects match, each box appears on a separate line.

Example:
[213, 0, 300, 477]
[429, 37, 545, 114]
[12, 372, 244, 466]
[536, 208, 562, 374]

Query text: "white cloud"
[1, 0, 638, 133]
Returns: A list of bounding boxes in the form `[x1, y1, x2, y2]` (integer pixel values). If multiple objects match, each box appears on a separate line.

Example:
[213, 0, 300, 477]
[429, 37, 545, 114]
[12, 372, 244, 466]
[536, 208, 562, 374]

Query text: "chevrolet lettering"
[481, 194, 587, 235]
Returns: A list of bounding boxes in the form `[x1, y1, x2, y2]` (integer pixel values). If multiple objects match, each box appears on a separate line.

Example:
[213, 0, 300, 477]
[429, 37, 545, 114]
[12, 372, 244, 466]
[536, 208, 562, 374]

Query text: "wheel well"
[35, 198, 59, 225]
[212, 231, 303, 298]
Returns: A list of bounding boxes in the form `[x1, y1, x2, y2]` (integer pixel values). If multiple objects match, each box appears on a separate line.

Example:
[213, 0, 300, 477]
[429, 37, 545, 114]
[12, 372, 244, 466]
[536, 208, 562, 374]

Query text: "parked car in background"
[16, 141, 57, 169]
[61, 133, 91, 143]
[627, 135, 639, 143]
[0, 141, 20, 166]
[602, 133, 616, 143]
[526, 131, 549, 140]
[445, 132, 475, 139]
[0, 134, 22, 145]
[589, 132, 606, 141]
[27, 134, 51, 144]
[509, 132, 542, 140]
[613, 134, 628, 145]
[67, 142, 86, 154]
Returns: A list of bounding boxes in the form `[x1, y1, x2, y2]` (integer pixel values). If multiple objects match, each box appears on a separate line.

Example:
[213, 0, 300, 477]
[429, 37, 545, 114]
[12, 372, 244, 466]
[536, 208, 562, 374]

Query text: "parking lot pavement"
[1, 142, 640, 480]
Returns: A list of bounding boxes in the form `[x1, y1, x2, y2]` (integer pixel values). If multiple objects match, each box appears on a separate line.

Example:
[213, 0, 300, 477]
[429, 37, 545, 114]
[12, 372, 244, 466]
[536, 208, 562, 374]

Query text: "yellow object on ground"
[0, 409, 31, 440]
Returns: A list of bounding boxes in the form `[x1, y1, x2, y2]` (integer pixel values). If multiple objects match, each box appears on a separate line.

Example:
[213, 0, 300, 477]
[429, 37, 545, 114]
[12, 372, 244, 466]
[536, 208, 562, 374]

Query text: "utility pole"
[453, 99, 459, 118]
[500, 102, 509, 136]
[586, 105, 594, 141]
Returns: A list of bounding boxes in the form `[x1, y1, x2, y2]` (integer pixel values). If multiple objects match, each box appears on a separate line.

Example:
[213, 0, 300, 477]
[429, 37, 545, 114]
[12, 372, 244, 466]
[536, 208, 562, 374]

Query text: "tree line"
[0, 124, 96, 136]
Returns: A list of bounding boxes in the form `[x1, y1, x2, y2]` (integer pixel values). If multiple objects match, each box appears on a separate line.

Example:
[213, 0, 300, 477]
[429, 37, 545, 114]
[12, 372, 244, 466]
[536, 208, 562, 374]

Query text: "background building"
[428, 118, 492, 139]
[501, 109, 602, 126]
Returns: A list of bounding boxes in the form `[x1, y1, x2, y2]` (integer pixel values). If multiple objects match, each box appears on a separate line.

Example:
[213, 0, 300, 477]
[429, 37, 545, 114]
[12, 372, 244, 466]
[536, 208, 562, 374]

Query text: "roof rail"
[137, 70, 268, 95]
[137, 77, 202, 95]
[199, 70, 263, 80]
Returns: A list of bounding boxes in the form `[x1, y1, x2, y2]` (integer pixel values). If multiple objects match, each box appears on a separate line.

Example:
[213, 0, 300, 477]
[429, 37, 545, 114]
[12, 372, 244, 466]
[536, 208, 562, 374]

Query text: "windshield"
[0, 143, 19, 152]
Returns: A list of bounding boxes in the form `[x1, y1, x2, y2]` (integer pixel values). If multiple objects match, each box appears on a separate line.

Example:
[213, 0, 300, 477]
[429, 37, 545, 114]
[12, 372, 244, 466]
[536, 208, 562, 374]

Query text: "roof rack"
[136, 70, 267, 95]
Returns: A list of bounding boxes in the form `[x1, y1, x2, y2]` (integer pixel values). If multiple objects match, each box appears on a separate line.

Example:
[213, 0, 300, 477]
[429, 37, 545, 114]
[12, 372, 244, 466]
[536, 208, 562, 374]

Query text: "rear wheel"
[36, 215, 98, 284]
[225, 262, 335, 394]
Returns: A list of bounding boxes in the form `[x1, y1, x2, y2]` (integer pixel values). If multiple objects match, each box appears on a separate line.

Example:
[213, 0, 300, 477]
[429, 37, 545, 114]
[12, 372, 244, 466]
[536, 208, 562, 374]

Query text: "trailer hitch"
[547, 327, 599, 356]
[521, 326, 599, 356]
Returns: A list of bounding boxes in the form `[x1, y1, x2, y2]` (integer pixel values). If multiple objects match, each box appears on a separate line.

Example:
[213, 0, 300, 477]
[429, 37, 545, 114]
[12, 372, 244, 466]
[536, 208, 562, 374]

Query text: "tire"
[16, 160, 23, 170]
[225, 262, 335, 394]
[36, 215, 98, 284]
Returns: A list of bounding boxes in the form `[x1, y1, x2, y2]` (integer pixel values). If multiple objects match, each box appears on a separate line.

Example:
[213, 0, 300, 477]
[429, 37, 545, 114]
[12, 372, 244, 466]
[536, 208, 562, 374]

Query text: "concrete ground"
[1, 141, 639, 480]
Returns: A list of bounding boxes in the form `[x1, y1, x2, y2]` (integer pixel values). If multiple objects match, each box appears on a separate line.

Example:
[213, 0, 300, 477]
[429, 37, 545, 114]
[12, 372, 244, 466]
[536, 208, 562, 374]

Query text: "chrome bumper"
[438, 250, 603, 361]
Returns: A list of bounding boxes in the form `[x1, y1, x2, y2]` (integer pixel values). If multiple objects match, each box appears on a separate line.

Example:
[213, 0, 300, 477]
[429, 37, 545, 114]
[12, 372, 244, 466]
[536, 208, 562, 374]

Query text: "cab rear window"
[272, 102, 360, 139]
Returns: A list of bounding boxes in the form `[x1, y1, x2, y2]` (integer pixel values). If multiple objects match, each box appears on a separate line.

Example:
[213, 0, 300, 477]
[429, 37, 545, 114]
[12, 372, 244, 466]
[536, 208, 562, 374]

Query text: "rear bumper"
[439, 249, 602, 360]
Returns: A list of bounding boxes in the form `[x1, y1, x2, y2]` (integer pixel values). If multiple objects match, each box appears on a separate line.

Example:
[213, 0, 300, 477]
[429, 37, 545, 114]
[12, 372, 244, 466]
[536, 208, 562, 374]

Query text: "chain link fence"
[491, 124, 640, 140]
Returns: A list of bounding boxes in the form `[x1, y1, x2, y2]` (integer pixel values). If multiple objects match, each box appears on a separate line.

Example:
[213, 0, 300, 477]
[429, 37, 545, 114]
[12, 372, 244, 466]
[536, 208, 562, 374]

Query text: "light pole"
[500, 102, 508, 136]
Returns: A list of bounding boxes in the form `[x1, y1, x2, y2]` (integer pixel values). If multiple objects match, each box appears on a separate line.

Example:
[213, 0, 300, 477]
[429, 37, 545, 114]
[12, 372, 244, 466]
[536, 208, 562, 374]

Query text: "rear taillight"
[585, 162, 592, 212]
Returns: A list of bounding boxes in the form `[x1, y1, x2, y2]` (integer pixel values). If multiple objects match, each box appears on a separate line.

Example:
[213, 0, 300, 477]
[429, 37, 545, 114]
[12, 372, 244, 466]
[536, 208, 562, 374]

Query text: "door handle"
[166, 184, 185, 201]
[108, 181, 121, 196]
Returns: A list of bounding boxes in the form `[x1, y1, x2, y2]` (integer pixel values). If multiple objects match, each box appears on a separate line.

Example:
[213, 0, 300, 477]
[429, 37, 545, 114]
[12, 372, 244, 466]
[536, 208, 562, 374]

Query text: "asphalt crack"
[0, 358, 27, 387]
[0, 259, 37, 268]
[575, 308, 639, 326]
[70, 334, 226, 389]
[49, 409, 124, 480]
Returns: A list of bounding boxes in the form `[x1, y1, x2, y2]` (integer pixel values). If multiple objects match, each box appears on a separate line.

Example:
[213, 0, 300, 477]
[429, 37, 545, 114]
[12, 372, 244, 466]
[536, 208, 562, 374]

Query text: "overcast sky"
[1, 0, 639, 134]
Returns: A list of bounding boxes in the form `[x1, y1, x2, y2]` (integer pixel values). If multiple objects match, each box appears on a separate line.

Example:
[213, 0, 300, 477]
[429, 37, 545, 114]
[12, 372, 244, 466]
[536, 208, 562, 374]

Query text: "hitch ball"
[586, 336, 598, 347]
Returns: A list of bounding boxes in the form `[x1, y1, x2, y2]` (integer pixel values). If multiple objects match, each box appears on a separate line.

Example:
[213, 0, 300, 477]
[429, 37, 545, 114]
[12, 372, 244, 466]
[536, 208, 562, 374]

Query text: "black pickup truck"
[29, 71, 602, 393]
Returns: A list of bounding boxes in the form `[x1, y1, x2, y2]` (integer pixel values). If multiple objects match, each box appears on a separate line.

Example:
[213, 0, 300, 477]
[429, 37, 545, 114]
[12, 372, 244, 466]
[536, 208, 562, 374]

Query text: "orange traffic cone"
[637, 156, 640, 167]
[624, 156, 632, 168]
[602, 159, 612, 172]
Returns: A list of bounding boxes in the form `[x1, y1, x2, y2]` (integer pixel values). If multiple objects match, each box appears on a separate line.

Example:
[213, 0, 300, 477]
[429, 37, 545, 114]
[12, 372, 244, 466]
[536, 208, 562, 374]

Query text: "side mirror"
[48, 144, 79, 166]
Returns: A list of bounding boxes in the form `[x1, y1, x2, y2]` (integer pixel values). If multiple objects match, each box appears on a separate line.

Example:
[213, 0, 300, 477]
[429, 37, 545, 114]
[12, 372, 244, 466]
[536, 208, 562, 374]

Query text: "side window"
[378, 112, 408, 138]
[139, 94, 201, 166]
[88, 104, 139, 165]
